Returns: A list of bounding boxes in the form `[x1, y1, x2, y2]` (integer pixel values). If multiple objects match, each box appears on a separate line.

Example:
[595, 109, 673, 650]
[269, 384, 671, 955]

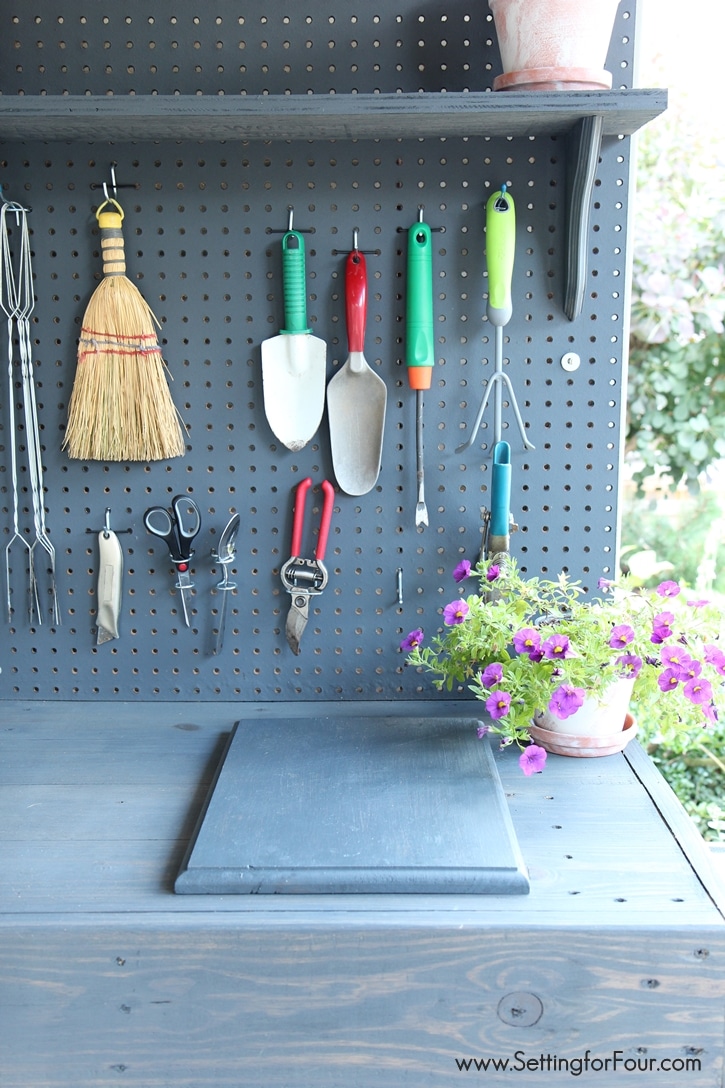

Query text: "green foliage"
[619, 492, 725, 837]
[646, 734, 725, 841]
[627, 119, 725, 492]
[621, 488, 725, 594]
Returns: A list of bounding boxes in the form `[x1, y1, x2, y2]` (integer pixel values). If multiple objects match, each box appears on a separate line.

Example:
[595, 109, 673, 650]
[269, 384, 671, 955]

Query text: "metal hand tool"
[1, 201, 31, 621]
[211, 512, 240, 655]
[327, 232, 387, 495]
[456, 186, 534, 454]
[1, 196, 60, 624]
[144, 495, 202, 628]
[406, 208, 435, 528]
[281, 477, 335, 655]
[261, 208, 326, 452]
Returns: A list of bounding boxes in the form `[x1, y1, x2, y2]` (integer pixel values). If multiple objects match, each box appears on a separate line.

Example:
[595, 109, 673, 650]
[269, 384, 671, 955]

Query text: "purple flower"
[519, 744, 547, 776]
[548, 683, 585, 720]
[609, 624, 635, 650]
[684, 676, 713, 705]
[615, 653, 643, 679]
[485, 690, 511, 720]
[476, 724, 490, 739]
[704, 645, 725, 675]
[486, 564, 501, 583]
[480, 663, 504, 688]
[658, 668, 680, 693]
[661, 645, 692, 680]
[598, 577, 614, 591]
[542, 634, 573, 661]
[443, 599, 469, 626]
[687, 598, 710, 609]
[682, 658, 702, 682]
[453, 559, 472, 583]
[651, 611, 675, 644]
[400, 628, 424, 653]
[656, 580, 681, 598]
[513, 627, 541, 657]
[702, 702, 719, 724]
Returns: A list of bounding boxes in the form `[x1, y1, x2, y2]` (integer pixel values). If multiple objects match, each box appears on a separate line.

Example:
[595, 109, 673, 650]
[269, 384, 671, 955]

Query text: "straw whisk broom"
[63, 197, 186, 462]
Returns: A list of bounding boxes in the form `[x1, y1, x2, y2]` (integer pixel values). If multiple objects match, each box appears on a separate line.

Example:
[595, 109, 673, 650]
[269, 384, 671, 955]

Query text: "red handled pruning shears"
[280, 477, 334, 655]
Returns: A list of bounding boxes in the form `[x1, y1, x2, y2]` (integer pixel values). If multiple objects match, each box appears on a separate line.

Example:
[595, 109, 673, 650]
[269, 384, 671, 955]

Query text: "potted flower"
[401, 557, 725, 775]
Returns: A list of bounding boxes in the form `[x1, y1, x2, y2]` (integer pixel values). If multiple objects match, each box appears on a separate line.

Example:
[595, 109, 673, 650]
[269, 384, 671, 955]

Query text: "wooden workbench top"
[1, 699, 723, 928]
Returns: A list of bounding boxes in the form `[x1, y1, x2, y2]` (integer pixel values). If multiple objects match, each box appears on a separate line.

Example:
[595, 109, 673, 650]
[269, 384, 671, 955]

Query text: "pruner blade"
[285, 591, 310, 656]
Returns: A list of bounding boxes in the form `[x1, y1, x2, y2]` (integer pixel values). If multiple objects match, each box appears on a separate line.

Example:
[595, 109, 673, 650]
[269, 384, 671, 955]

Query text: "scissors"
[144, 495, 202, 628]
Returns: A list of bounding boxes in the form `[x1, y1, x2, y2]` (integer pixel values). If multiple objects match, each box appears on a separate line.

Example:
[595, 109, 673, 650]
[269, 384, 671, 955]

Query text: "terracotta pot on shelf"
[529, 678, 636, 757]
[529, 712, 637, 757]
[489, 0, 622, 91]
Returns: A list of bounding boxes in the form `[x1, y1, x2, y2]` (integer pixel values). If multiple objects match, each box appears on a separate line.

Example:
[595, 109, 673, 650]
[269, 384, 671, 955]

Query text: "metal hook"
[90, 164, 138, 194]
[267, 207, 315, 235]
[0, 184, 31, 218]
[331, 228, 379, 256]
[85, 507, 132, 537]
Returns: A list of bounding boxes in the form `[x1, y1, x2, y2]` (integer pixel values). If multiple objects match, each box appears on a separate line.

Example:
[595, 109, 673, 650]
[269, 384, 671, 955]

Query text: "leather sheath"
[96, 529, 123, 644]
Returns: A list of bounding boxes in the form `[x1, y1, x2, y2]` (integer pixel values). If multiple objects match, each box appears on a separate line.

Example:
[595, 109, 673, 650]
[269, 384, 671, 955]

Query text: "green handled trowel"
[261, 214, 327, 452]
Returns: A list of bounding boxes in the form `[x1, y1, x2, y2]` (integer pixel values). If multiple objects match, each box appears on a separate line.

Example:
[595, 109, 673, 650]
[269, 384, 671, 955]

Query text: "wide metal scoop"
[327, 245, 387, 495]
[212, 513, 240, 655]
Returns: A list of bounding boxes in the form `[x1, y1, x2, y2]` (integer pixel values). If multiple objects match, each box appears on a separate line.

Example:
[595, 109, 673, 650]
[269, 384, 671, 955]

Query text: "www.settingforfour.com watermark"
[454, 1050, 702, 1076]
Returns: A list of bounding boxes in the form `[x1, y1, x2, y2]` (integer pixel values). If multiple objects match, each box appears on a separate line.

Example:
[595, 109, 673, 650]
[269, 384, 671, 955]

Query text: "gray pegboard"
[0, 2, 638, 701]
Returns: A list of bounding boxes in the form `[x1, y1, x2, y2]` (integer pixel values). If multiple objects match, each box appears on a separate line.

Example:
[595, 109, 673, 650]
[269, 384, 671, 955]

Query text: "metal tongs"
[1, 195, 60, 624]
[212, 513, 240, 655]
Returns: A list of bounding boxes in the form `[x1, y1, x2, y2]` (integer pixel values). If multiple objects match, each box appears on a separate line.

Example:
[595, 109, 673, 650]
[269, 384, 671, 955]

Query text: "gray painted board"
[175, 715, 529, 894]
[0, 90, 666, 142]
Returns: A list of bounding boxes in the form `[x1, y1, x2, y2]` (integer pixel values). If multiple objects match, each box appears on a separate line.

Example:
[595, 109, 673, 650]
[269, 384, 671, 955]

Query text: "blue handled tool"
[490, 441, 512, 539]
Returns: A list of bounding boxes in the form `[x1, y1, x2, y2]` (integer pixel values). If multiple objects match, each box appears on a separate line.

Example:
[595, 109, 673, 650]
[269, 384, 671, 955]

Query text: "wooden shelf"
[0, 89, 666, 142]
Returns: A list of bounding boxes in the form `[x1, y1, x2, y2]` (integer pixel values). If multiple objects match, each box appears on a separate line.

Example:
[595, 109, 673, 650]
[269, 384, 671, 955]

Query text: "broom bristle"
[64, 239, 186, 462]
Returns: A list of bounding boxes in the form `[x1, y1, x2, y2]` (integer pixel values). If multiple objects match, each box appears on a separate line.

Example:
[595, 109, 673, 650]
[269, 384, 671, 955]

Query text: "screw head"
[560, 351, 581, 372]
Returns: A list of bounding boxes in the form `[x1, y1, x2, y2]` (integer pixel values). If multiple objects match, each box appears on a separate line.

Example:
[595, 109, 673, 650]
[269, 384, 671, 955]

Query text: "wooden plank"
[0, 833, 719, 922]
[0, 924, 722, 1088]
[0, 90, 667, 143]
[626, 741, 725, 915]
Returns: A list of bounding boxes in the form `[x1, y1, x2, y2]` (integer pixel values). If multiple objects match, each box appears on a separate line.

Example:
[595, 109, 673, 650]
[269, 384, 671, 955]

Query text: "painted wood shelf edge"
[625, 741, 725, 919]
[0, 89, 667, 141]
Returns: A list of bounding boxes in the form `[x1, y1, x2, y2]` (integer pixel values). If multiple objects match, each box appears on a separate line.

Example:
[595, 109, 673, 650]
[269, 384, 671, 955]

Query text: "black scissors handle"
[170, 495, 201, 559]
[143, 495, 201, 562]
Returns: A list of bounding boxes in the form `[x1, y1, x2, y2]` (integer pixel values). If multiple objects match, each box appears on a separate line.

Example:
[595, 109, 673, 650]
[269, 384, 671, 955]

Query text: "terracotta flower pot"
[489, 0, 622, 91]
[529, 712, 637, 758]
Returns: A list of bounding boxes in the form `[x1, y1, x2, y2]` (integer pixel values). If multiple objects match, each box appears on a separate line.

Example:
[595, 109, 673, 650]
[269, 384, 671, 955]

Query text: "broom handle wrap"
[98, 209, 126, 278]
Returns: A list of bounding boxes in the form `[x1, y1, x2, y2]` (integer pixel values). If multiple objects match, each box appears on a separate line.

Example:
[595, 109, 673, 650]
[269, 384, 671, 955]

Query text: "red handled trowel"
[261, 213, 327, 452]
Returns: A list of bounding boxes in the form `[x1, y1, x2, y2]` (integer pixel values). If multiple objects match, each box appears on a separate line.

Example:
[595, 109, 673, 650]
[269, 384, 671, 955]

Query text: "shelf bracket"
[564, 114, 604, 322]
